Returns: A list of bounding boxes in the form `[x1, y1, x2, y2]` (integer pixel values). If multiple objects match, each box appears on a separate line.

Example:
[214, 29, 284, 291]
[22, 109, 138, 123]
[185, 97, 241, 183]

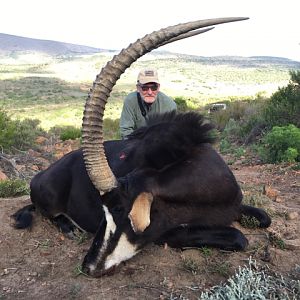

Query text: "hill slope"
[0, 33, 109, 55]
[1, 32, 300, 69]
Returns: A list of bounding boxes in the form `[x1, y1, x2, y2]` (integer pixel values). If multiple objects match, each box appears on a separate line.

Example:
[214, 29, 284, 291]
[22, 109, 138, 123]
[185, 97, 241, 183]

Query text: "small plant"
[39, 239, 51, 248]
[73, 230, 89, 245]
[74, 264, 89, 277]
[60, 126, 82, 141]
[48, 125, 81, 141]
[182, 257, 201, 275]
[240, 215, 260, 229]
[223, 118, 242, 141]
[219, 138, 231, 154]
[68, 283, 82, 299]
[33, 239, 51, 249]
[200, 258, 300, 300]
[291, 162, 300, 171]
[0, 179, 30, 197]
[269, 232, 286, 250]
[210, 261, 230, 277]
[233, 146, 246, 159]
[49, 125, 82, 141]
[200, 246, 213, 258]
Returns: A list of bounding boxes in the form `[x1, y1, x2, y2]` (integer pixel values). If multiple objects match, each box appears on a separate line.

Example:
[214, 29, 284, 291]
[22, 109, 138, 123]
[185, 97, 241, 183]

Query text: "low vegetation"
[200, 258, 300, 300]
[49, 125, 82, 141]
[0, 109, 44, 152]
[258, 124, 300, 163]
[0, 179, 30, 197]
[209, 71, 300, 164]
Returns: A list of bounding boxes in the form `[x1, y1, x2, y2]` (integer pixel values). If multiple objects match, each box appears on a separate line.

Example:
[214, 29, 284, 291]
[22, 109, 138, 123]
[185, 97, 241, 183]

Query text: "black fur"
[12, 204, 35, 229]
[12, 112, 271, 262]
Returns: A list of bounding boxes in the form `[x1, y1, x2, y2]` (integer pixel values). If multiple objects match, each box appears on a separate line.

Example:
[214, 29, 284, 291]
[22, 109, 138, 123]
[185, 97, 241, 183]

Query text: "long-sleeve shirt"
[120, 91, 177, 139]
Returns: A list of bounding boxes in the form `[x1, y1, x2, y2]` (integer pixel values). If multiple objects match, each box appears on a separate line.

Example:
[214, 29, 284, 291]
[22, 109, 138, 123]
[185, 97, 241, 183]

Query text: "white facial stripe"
[87, 205, 116, 271]
[104, 233, 139, 270]
[103, 205, 116, 241]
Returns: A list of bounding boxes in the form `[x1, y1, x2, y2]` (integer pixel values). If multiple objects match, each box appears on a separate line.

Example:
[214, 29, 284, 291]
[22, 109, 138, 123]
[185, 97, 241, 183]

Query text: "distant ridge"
[0, 32, 299, 69]
[0, 33, 110, 55]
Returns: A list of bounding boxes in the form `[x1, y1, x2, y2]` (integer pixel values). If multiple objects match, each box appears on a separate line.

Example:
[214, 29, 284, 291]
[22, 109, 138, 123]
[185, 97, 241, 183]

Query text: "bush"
[49, 125, 82, 141]
[209, 100, 268, 145]
[0, 109, 44, 152]
[174, 97, 189, 112]
[264, 70, 300, 128]
[200, 258, 300, 300]
[0, 179, 30, 197]
[103, 118, 120, 140]
[209, 101, 248, 131]
[60, 126, 81, 141]
[258, 124, 300, 163]
[222, 118, 242, 141]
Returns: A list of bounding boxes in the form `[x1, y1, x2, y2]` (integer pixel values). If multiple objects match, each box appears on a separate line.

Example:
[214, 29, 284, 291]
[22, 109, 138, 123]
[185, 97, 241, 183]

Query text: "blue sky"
[1, 0, 299, 61]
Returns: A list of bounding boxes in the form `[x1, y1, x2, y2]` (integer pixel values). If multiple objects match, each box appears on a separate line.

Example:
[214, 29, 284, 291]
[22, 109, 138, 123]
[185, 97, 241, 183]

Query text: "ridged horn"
[82, 17, 248, 194]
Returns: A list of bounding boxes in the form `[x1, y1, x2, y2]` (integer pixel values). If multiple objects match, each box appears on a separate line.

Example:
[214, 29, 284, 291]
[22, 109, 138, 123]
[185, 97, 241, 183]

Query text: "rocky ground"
[0, 138, 299, 299]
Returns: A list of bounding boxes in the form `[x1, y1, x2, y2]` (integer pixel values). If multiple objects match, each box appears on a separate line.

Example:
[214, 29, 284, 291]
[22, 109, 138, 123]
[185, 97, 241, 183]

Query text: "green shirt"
[120, 91, 177, 139]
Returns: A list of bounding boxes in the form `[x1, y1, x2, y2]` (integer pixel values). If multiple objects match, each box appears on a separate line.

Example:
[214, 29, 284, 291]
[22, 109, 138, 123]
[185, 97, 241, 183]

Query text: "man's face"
[137, 82, 160, 104]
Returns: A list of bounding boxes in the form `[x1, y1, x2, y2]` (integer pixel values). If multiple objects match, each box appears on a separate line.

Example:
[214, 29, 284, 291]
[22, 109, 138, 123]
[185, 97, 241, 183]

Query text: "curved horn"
[82, 17, 248, 194]
[159, 27, 214, 47]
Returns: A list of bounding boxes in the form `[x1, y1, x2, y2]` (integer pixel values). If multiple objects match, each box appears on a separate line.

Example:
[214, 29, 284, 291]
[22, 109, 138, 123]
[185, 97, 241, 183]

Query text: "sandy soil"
[0, 163, 299, 300]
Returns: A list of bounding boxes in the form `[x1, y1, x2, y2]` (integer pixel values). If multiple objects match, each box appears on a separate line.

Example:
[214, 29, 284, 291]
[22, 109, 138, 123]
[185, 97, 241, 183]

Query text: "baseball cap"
[137, 69, 159, 84]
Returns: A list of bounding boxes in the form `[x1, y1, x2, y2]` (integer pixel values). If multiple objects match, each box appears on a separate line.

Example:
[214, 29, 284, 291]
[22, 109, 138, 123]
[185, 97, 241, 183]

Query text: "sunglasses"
[139, 84, 158, 92]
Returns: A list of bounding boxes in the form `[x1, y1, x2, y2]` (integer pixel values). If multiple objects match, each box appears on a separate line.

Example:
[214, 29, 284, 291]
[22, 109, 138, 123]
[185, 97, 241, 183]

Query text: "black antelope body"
[12, 17, 271, 277]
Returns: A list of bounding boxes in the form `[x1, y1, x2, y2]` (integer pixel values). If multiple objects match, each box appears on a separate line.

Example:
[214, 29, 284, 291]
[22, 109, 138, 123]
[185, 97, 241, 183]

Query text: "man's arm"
[120, 97, 136, 139]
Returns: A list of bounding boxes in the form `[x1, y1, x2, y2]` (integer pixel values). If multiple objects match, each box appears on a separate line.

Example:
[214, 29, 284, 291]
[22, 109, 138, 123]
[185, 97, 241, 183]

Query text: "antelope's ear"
[128, 192, 153, 234]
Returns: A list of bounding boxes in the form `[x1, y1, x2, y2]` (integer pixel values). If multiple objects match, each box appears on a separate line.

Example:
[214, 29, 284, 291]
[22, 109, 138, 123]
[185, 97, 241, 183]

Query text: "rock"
[30, 165, 40, 172]
[15, 164, 25, 172]
[0, 170, 8, 181]
[28, 149, 41, 158]
[275, 197, 284, 203]
[286, 211, 299, 220]
[35, 136, 48, 145]
[283, 239, 300, 250]
[263, 185, 279, 199]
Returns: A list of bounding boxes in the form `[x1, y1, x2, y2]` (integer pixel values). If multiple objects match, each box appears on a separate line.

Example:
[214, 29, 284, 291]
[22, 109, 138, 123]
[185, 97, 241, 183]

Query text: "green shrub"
[174, 96, 189, 112]
[222, 118, 242, 141]
[211, 98, 269, 145]
[258, 124, 300, 163]
[0, 179, 30, 197]
[263, 70, 300, 127]
[49, 118, 120, 141]
[103, 118, 120, 140]
[60, 126, 81, 141]
[209, 101, 248, 131]
[200, 259, 299, 300]
[49, 125, 81, 141]
[0, 109, 44, 152]
[219, 138, 231, 154]
[14, 118, 44, 149]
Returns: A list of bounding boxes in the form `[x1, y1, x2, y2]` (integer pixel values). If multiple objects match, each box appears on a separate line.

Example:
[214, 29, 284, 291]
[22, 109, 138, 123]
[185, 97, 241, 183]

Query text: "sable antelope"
[12, 17, 271, 277]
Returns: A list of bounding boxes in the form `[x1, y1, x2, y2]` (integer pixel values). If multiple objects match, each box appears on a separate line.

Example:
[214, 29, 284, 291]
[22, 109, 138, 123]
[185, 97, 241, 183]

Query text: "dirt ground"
[0, 161, 299, 299]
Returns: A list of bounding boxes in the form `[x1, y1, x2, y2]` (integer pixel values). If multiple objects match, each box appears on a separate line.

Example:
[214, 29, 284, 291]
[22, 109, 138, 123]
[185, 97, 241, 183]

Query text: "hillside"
[0, 32, 299, 129]
[0, 33, 109, 56]
[1, 32, 300, 68]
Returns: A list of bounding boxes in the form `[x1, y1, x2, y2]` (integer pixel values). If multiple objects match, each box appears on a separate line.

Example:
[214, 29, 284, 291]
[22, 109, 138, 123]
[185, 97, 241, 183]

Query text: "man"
[120, 69, 177, 139]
